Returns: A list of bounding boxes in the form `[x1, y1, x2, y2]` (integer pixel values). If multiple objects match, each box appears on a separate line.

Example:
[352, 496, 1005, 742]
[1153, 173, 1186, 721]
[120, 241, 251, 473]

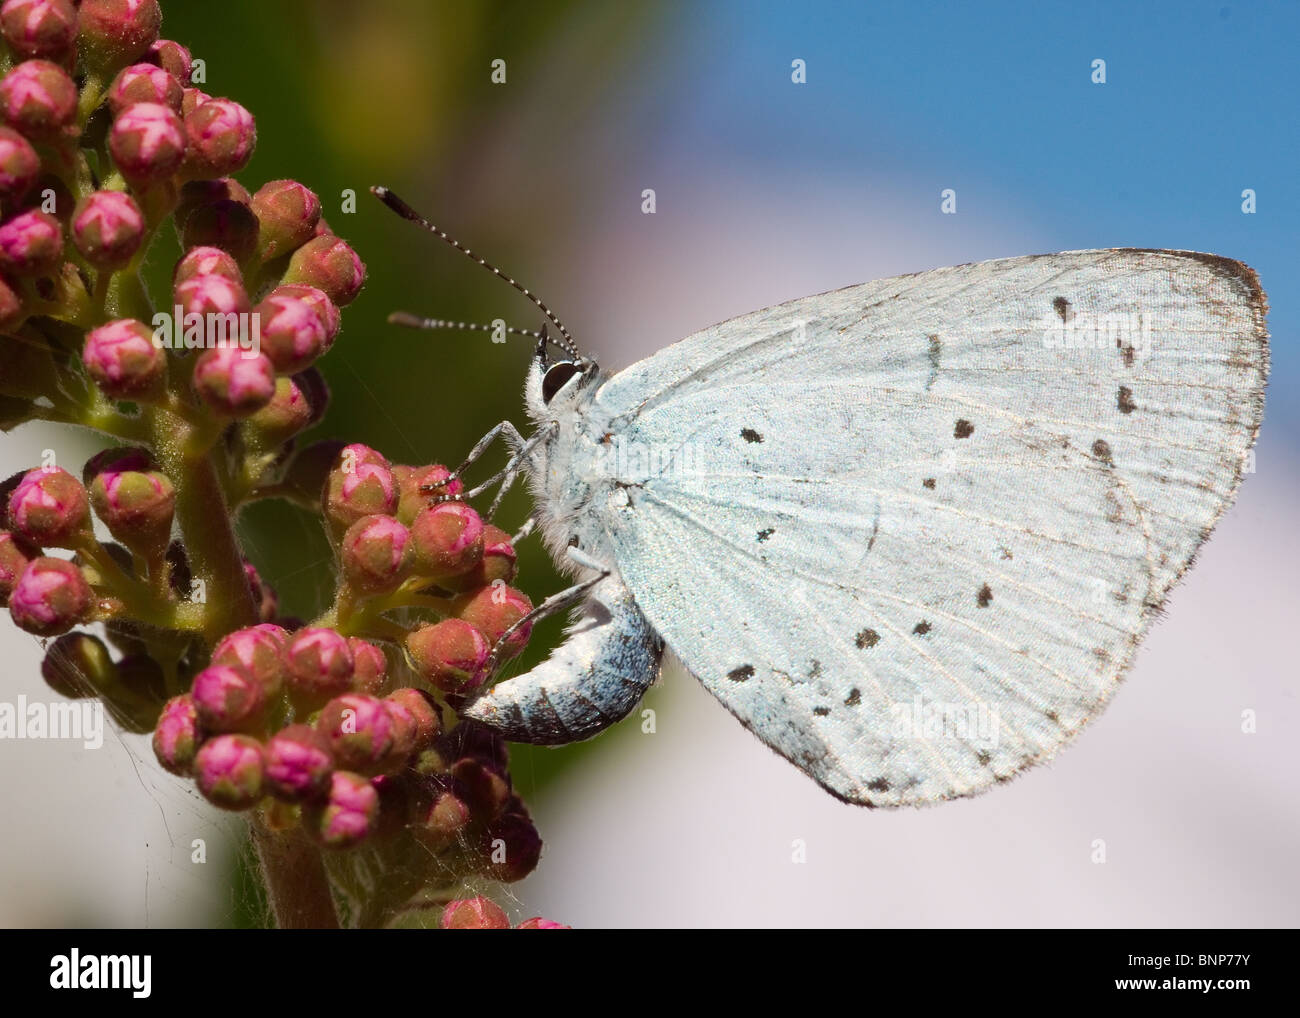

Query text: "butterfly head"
[525, 336, 599, 420]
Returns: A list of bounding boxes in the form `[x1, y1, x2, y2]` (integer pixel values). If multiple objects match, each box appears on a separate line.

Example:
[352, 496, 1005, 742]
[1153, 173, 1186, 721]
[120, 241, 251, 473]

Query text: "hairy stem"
[250, 816, 340, 929]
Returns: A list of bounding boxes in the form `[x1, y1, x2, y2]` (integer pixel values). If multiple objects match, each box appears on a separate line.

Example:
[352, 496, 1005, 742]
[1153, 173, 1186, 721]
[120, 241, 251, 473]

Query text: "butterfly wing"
[591, 249, 1267, 806]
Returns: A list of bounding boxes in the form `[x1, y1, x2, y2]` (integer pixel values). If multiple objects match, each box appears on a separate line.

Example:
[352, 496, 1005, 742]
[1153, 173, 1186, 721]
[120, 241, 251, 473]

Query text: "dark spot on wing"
[954, 419, 974, 439]
[926, 334, 941, 391]
[855, 628, 879, 649]
[867, 777, 890, 792]
[913, 620, 932, 636]
[1052, 296, 1071, 322]
[1117, 385, 1136, 414]
[740, 428, 763, 444]
[1045, 710, 1059, 723]
[844, 687, 861, 707]
[976, 750, 992, 767]
[756, 527, 774, 543]
[922, 477, 936, 489]
[727, 665, 754, 682]
[999, 546, 1013, 560]
[808, 659, 823, 679]
[1121, 344, 1135, 367]
[976, 583, 993, 608]
[813, 706, 831, 717]
[1092, 439, 1114, 465]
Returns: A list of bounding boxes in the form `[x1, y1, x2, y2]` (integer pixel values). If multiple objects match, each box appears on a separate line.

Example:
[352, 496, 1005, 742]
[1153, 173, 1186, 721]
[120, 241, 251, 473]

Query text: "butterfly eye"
[542, 361, 582, 404]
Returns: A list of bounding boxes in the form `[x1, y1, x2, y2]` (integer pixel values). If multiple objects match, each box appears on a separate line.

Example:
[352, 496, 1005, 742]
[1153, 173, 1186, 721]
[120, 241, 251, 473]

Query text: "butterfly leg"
[511, 515, 537, 545]
[462, 567, 664, 745]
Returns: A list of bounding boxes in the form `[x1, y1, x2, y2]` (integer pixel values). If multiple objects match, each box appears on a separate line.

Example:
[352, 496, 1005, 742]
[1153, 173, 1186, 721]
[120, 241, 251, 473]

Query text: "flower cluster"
[0, 2, 563, 928]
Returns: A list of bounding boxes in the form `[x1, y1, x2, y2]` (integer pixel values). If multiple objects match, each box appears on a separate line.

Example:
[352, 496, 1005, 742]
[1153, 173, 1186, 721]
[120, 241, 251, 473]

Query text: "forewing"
[594, 250, 1267, 805]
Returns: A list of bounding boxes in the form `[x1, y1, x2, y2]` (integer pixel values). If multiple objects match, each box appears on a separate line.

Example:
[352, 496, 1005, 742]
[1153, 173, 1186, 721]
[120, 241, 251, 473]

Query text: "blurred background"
[1, 0, 1297, 926]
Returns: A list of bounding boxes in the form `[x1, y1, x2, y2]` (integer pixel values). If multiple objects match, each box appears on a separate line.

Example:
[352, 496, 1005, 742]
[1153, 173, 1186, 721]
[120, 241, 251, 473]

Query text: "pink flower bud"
[283, 234, 365, 306]
[0, 528, 37, 603]
[516, 917, 571, 929]
[0, 209, 62, 275]
[241, 559, 280, 623]
[324, 444, 397, 534]
[194, 733, 264, 810]
[254, 287, 332, 372]
[273, 284, 339, 342]
[109, 101, 185, 187]
[251, 179, 321, 261]
[77, 0, 162, 70]
[405, 618, 491, 693]
[452, 756, 511, 819]
[348, 638, 387, 694]
[191, 664, 266, 733]
[340, 514, 409, 594]
[264, 723, 334, 801]
[441, 897, 510, 930]
[303, 770, 378, 849]
[173, 244, 241, 286]
[144, 39, 191, 85]
[441, 523, 518, 593]
[181, 197, 258, 263]
[479, 807, 542, 882]
[455, 584, 533, 660]
[317, 693, 395, 774]
[192, 346, 276, 417]
[210, 624, 285, 697]
[106, 61, 181, 115]
[244, 375, 312, 446]
[71, 190, 145, 270]
[394, 463, 463, 524]
[385, 687, 440, 748]
[0, 0, 76, 61]
[86, 460, 174, 554]
[40, 630, 114, 698]
[180, 86, 210, 117]
[409, 502, 484, 579]
[152, 693, 199, 775]
[8, 556, 91, 634]
[183, 97, 255, 178]
[175, 176, 250, 225]
[82, 318, 164, 399]
[173, 271, 250, 318]
[284, 626, 354, 703]
[419, 790, 469, 847]
[0, 125, 39, 200]
[7, 465, 89, 547]
[0, 59, 76, 137]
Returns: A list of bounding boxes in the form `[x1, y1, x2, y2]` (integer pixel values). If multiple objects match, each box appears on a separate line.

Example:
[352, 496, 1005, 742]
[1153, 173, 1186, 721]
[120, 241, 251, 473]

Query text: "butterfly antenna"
[387, 312, 546, 341]
[371, 185, 581, 360]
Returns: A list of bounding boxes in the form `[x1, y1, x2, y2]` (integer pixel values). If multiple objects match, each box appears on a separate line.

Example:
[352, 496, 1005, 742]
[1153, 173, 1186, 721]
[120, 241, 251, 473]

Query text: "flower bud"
[0, 274, 23, 331]
[173, 243, 241, 286]
[210, 625, 285, 697]
[174, 176, 250, 228]
[192, 346, 276, 417]
[0, 125, 39, 201]
[264, 724, 334, 801]
[317, 693, 395, 774]
[303, 770, 377, 849]
[173, 270, 250, 318]
[348, 638, 387, 694]
[191, 664, 266, 733]
[340, 514, 409, 594]
[244, 375, 312, 447]
[181, 197, 258, 263]
[324, 444, 397, 535]
[152, 693, 199, 774]
[243, 560, 279, 623]
[455, 584, 533, 660]
[381, 697, 417, 765]
[452, 755, 511, 820]
[144, 39, 192, 85]
[419, 790, 469, 848]
[0, 0, 75, 62]
[77, 0, 161, 71]
[251, 179, 320, 261]
[0, 59, 76, 137]
[409, 502, 484, 579]
[273, 284, 339, 343]
[442, 523, 517, 592]
[71, 190, 146, 270]
[516, 917, 571, 929]
[0, 209, 63, 276]
[479, 807, 542, 882]
[395, 464, 462, 525]
[254, 287, 332, 372]
[40, 630, 113, 698]
[106, 61, 181, 115]
[183, 97, 255, 178]
[284, 626, 354, 703]
[405, 618, 490, 693]
[6, 465, 89, 547]
[87, 461, 174, 554]
[194, 733, 264, 810]
[385, 686, 440, 748]
[8, 556, 91, 634]
[0, 529, 36, 603]
[441, 897, 510, 930]
[283, 234, 365, 306]
[180, 86, 210, 118]
[82, 318, 164, 400]
[109, 101, 185, 187]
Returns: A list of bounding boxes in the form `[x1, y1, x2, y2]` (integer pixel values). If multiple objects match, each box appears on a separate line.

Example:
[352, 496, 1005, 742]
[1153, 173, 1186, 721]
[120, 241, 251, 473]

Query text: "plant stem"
[250, 816, 339, 929]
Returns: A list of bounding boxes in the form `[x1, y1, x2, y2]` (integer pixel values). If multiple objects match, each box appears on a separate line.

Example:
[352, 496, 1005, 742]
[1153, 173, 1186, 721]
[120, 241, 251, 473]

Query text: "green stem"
[249, 816, 339, 929]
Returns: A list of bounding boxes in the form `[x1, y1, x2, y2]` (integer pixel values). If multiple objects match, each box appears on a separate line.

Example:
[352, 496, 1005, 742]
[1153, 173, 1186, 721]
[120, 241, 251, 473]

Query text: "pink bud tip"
[441, 897, 510, 930]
